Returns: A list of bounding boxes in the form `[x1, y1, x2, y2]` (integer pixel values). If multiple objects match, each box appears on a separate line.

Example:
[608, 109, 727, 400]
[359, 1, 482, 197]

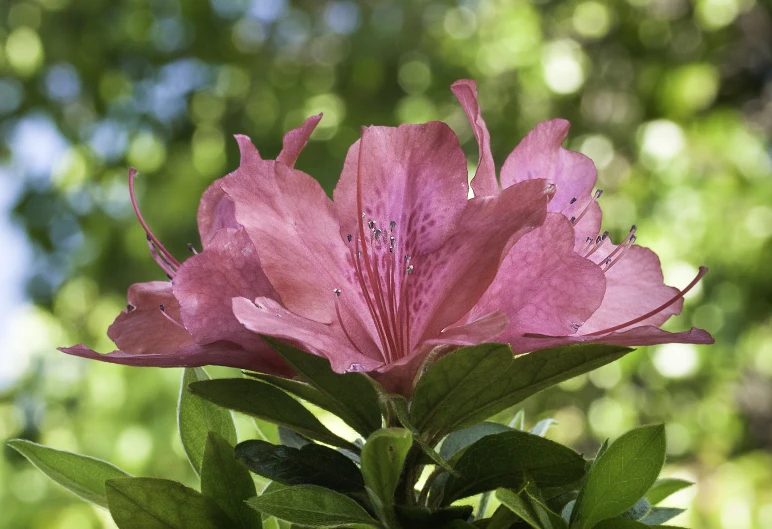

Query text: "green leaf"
[201, 432, 262, 529]
[569, 425, 667, 529]
[442, 430, 585, 504]
[592, 521, 649, 529]
[410, 343, 633, 442]
[645, 479, 692, 505]
[620, 498, 652, 520]
[591, 521, 684, 529]
[497, 486, 568, 529]
[178, 368, 238, 475]
[263, 338, 382, 437]
[234, 439, 365, 492]
[439, 422, 512, 461]
[479, 505, 521, 528]
[384, 394, 456, 475]
[7, 439, 130, 508]
[277, 426, 312, 449]
[188, 378, 356, 450]
[640, 507, 685, 525]
[105, 477, 231, 529]
[360, 428, 414, 528]
[394, 505, 473, 529]
[246, 484, 380, 527]
[530, 419, 558, 438]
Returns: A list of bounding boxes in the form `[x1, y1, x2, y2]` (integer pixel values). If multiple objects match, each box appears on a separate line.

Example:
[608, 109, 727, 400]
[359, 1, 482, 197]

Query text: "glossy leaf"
[530, 419, 558, 438]
[569, 425, 667, 529]
[234, 439, 365, 492]
[201, 432, 262, 529]
[439, 422, 512, 461]
[178, 368, 238, 475]
[640, 507, 685, 525]
[645, 479, 693, 505]
[246, 484, 380, 527]
[497, 486, 568, 529]
[442, 430, 585, 504]
[410, 343, 633, 442]
[105, 477, 231, 529]
[188, 378, 355, 450]
[360, 428, 414, 528]
[7, 439, 129, 508]
[264, 338, 382, 437]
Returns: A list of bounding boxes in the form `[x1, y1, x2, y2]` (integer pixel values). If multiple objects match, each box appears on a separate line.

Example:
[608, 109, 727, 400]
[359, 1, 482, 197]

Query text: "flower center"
[332, 131, 415, 363]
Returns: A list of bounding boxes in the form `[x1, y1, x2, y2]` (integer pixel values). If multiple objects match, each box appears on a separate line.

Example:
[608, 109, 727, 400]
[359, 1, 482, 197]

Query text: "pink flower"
[61, 80, 712, 395]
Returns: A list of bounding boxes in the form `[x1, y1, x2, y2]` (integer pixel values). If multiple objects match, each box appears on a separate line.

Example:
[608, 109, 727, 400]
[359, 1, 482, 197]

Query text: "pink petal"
[333, 123, 469, 256]
[469, 213, 607, 351]
[428, 311, 509, 346]
[409, 178, 553, 346]
[235, 134, 263, 166]
[277, 114, 322, 168]
[232, 296, 384, 374]
[500, 119, 597, 213]
[581, 244, 683, 334]
[107, 281, 193, 355]
[220, 138, 352, 324]
[173, 227, 277, 350]
[197, 179, 238, 248]
[58, 342, 285, 372]
[451, 79, 498, 197]
[515, 326, 714, 352]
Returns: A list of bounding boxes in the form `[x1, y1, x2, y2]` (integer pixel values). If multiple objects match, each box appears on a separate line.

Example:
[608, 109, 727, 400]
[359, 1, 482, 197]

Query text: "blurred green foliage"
[1, 0, 770, 528]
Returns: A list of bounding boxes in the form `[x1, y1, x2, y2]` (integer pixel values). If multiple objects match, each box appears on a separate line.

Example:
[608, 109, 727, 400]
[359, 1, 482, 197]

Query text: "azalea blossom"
[61, 80, 712, 394]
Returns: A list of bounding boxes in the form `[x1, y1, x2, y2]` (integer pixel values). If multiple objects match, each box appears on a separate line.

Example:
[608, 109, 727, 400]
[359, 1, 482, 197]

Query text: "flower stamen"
[129, 168, 182, 271]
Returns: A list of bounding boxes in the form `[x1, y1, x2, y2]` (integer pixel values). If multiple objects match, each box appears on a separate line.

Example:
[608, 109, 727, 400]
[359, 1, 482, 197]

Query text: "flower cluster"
[62, 80, 712, 394]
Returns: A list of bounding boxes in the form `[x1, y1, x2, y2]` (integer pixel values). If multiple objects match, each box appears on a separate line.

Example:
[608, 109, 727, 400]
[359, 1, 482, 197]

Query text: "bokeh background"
[1, 0, 771, 527]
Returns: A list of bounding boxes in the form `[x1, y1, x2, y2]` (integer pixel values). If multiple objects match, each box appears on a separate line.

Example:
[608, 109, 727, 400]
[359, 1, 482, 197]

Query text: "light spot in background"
[396, 95, 438, 124]
[324, 1, 360, 35]
[127, 132, 167, 173]
[0, 77, 24, 114]
[653, 343, 700, 379]
[589, 361, 622, 389]
[10, 469, 48, 503]
[550, 406, 586, 445]
[443, 6, 477, 39]
[588, 397, 630, 438]
[542, 40, 586, 94]
[639, 119, 685, 161]
[210, 0, 249, 19]
[248, 0, 286, 22]
[52, 148, 89, 190]
[10, 115, 69, 181]
[579, 135, 615, 170]
[696, 0, 741, 30]
[573, 1, 611, 39]
[115, 426, 154, 469]
[44, 63, 82, 102]
[5, 27, 44, 76]
[665, 422, 693, 455]
[398, 55, 432, 95]
[232, 18, 267, 51]
[89, 120, 129, 162]
[51, 505, 95, 529]
[720, 497, 752, 529]
[0, 306, 64, 391]
[744, 206, 772, 239]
